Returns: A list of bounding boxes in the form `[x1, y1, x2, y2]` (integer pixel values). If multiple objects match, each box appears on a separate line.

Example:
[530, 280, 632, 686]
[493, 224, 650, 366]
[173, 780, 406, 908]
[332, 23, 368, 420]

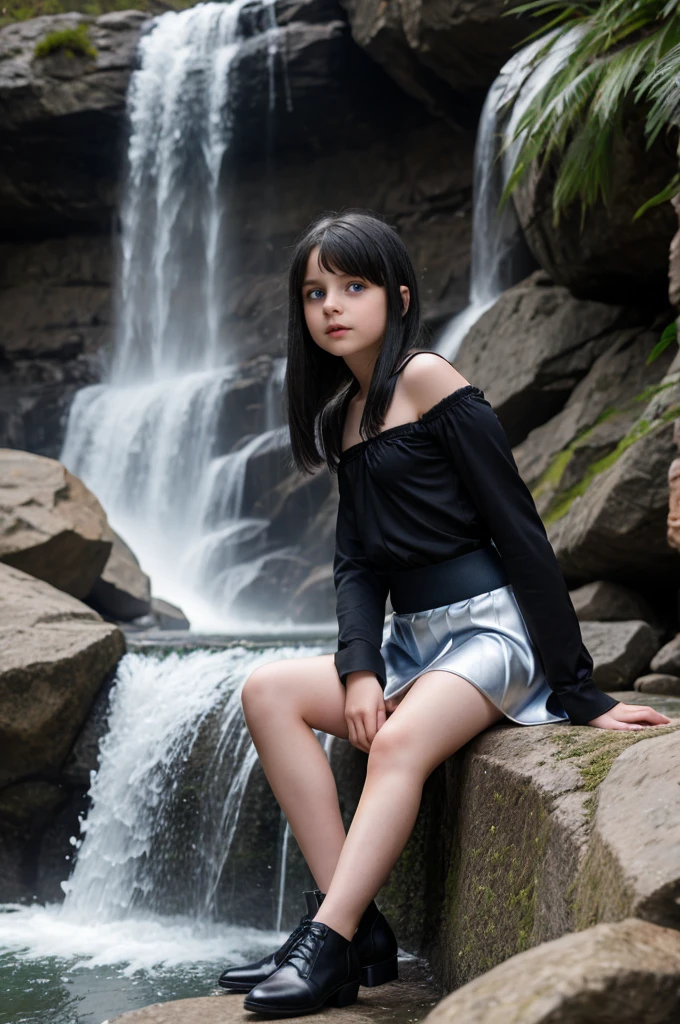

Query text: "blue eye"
[349, 283, 365, 293]
[307, 289, 324, 299]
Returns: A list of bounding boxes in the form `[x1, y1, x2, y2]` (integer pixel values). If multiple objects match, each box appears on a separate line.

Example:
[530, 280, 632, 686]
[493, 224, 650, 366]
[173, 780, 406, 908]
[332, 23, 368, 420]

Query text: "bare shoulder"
[399, 352, 471, 417]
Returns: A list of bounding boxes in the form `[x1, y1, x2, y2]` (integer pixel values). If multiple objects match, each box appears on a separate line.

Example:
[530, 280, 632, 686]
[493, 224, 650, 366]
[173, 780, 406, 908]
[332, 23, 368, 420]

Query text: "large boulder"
[0, 448, 111, 598]
[338, 0, 537, 114]
[329, 692, 680, 989]
[0, 562, 125, 787]
[454, 270, 643, 445]
[511, 106, 679, 303]
[545, 354, 680, 586]
[87, 524, 152, 621]
[424, 918, 680, 1024]
[573, 729, 680, 930]
[581, 621, 661, 691]
[515, 320, 677, 506]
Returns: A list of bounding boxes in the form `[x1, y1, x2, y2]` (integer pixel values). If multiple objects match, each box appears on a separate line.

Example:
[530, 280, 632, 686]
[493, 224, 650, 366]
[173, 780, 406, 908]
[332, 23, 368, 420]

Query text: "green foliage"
[34, 23, 97, 60]
[646, 318, 678, 363]
[500, 1, 680, 226]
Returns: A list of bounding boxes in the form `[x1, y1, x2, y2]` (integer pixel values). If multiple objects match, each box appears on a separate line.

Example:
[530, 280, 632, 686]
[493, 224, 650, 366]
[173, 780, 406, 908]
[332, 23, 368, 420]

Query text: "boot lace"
[275, 919, 311, 964]
[280, 923, 324, 976]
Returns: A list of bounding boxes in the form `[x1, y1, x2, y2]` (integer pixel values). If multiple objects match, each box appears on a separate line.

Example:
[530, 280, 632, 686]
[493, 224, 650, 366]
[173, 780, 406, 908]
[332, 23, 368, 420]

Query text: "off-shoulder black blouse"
[332, 354, 620, 727]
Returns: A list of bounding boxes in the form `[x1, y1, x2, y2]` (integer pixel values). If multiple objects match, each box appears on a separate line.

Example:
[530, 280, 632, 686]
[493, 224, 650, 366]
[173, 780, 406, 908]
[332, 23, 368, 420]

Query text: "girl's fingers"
[617, 703, 671, 725]
[376, 705, 387, 732]
[356, 715, 370, 752]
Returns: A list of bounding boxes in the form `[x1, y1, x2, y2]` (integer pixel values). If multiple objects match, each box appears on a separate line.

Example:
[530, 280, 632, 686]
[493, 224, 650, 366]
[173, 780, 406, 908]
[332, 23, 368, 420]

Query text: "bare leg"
[312, 671, 505, 940]
[241, 653, 351, 894]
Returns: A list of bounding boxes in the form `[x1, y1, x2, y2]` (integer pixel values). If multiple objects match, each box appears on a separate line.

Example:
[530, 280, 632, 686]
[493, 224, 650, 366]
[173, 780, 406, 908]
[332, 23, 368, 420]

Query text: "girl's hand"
[587, 701, 672, 730]
[345, 671, 387, 752]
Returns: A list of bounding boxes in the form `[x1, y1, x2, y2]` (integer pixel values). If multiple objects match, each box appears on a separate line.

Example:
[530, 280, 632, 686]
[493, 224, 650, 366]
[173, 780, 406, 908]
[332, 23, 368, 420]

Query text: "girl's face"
[301, 246, 393, 360]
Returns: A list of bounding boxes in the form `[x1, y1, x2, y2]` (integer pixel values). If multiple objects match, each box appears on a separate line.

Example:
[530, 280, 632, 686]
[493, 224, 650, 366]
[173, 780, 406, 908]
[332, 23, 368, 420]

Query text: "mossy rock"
[33, 23, 97, 61]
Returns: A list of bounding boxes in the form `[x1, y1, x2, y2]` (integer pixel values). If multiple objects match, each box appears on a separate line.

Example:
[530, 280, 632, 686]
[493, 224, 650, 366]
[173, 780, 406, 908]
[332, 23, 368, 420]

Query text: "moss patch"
[542, 403, 680, 525]
[34, 23, 97, 60]
[530, 367, 680, 523]
[551, 723, 680, 792]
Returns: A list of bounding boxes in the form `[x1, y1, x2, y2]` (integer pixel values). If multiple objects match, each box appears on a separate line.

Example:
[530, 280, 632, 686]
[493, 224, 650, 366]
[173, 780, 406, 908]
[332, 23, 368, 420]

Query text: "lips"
[326, 325, 350, 334]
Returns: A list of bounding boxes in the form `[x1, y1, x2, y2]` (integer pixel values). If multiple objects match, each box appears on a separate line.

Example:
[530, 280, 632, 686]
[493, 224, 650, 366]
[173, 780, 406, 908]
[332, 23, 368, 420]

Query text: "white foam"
[0, 903, 286, 977]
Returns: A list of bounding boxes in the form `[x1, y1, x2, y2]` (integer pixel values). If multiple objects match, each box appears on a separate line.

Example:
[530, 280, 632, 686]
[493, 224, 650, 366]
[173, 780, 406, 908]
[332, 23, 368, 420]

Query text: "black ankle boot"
[217, 891, 319, 992]
[217, 888, 399, 993]
[313, 890, 399, 987]
[243, 920, 360, 1016]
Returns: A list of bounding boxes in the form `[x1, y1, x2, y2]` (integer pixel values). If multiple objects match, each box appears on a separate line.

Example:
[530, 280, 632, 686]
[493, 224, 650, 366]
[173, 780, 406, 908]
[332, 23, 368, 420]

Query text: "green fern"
[500, 1, 680, 225]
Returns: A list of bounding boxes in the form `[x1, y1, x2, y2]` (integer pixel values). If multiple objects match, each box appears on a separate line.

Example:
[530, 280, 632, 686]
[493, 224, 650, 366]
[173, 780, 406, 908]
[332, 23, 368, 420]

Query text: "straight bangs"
[314, 222, 387, 288]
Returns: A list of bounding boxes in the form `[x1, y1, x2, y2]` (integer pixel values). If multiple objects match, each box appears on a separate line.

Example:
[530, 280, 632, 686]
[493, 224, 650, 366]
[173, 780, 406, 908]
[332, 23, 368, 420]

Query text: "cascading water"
[437, 28, 581, 361]
[60, 0, 298, 633]
[0, 642, 332, 1022]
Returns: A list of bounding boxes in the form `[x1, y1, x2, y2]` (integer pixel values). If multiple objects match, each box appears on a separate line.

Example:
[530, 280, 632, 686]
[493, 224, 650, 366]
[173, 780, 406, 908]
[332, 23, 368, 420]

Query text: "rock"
[150, 597, 190, 631]
[573, 730, 680, 930]
[581, 621, 660, 691]
[108, 956, 439, 1023]
[545, 353, 680, 586]
[0, 12, 149, 236]
[511, 104, 679, 304]
[651, 633, 680, 674]
[634, 673, 680, 697]
[0, 235, 113, 457]
[514, 317, 677, 512]
[570, 581, 658, 625]
[0, 562, 125, 786]
[424, 918, 680, 1024]
[0, 448, 111, 598]
[338, 0, 537, 115]
[333, 688, 677, 988]
[455, 271, 644, 445]
[87, 525, 151, 621]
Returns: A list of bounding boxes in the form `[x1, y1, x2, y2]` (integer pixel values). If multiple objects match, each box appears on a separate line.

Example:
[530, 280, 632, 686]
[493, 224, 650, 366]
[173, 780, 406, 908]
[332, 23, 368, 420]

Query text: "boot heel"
[360, 954, 398, 987]
[326, 980, 360, 1007]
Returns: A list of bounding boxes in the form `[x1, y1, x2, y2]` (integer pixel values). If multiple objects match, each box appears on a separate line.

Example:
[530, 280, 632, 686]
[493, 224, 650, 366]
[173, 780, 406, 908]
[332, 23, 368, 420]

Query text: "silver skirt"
[380, 584, 569, 726]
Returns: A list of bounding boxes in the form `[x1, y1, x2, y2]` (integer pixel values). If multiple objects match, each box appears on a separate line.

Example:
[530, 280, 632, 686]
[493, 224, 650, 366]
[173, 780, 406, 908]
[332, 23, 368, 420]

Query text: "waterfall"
[437, 28, 581, 361]
[61, 649, 259, 921]
[60, 0, 296, 632]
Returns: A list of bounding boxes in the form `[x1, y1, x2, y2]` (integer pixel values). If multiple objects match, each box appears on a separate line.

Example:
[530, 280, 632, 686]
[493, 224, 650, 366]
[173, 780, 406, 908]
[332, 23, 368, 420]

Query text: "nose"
[322, 288, 342, 316]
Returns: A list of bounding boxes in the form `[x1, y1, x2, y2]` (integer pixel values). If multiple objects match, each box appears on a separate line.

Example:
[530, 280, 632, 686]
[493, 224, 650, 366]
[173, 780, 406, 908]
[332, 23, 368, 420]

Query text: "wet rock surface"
[108, 955, 441, 1023]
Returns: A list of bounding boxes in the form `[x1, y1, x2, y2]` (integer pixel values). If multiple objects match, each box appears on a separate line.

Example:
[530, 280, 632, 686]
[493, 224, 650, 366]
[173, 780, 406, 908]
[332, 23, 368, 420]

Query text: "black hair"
[284, 208, 424, 476]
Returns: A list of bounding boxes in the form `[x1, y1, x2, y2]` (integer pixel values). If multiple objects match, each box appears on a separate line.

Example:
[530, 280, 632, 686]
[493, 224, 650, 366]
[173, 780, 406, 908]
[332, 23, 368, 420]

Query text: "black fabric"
[386, 544, 509, 613]
[332, 352, 620, 726]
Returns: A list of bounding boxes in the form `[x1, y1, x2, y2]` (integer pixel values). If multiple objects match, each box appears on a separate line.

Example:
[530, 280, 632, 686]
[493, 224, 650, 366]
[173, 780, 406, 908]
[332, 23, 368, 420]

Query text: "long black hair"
[284, 209, 424, 476]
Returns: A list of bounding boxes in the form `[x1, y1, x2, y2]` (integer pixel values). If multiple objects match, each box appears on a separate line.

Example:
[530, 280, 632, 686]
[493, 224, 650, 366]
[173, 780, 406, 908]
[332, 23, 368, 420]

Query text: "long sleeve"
[333, 467, 389, 689]
[424, 391, 620, 726]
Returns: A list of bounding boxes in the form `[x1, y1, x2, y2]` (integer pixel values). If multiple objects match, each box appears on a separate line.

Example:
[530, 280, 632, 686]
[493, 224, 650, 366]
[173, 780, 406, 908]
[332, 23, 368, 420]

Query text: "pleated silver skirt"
[380, 584, 569, 726]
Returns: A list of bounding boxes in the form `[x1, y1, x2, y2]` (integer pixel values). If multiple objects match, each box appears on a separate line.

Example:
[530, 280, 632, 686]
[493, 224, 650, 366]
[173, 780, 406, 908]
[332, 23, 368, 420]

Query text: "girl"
[219, 210, 670, 1016]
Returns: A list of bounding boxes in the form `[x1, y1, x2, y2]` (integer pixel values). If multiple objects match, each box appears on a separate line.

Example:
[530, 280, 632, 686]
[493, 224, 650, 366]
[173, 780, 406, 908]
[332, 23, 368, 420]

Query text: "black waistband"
[385, 545, 509, 614]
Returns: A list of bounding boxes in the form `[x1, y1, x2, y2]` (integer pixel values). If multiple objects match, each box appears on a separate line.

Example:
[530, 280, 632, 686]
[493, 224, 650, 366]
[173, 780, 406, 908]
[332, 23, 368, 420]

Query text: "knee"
[241, 665, 278, 721]
[366, 721, 413, 774]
